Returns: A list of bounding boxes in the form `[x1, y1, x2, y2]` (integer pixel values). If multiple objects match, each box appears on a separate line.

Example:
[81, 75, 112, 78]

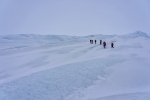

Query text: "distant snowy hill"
[0, 33, 117, 52]
[119, 31, 150, 39]
[1, 31, 149, 44]
[0, 34, 82, 44]
[0, 31, 150, 100]
[0, 34, 115, 44]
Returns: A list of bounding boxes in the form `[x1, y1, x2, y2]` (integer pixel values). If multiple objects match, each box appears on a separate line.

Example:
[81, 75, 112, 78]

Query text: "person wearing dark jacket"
[95, 40, 96, 44]
[100, 40, 102, 45]
[111, 42, 114, 48]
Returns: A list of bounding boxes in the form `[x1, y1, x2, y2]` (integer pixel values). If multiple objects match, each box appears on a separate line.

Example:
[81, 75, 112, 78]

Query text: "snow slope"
[0, 31, 150, 100]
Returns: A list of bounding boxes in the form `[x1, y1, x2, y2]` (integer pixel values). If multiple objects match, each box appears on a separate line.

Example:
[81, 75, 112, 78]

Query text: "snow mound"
[122, 31, 150, 39]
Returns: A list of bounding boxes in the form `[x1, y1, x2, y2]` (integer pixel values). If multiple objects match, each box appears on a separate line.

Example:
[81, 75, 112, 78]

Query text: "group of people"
[90, 39, 114, 48]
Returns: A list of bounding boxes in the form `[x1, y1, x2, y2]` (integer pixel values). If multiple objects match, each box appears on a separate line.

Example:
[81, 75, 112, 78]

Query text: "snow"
[0, 31, 150, 100]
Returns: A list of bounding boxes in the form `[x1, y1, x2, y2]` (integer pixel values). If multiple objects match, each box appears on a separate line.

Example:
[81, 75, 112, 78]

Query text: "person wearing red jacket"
[103, 41, 106, 48]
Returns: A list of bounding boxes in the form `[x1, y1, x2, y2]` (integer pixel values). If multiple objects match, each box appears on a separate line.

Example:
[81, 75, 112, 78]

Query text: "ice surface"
[0, 31, 150, 100]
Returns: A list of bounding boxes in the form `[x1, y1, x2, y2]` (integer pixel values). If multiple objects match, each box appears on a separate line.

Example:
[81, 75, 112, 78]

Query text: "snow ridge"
[122, 31, 150, 38]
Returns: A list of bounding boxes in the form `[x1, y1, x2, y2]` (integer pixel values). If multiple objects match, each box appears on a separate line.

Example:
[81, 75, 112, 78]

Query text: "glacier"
[0, 31, 150, 100]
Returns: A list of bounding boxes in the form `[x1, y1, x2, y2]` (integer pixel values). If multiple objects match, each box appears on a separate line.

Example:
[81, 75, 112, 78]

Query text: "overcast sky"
[0, 0, 150, 36]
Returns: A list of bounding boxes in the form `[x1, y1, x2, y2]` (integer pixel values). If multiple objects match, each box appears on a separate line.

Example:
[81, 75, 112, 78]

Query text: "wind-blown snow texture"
[0, 31, 150, 100]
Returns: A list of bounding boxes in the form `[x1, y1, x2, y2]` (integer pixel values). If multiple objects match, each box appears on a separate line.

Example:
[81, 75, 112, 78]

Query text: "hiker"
[95, 40, 96, 44]
[111, 42, 114, 48]
[100, 40, 102, 45]
[103, 41, 106, 48]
